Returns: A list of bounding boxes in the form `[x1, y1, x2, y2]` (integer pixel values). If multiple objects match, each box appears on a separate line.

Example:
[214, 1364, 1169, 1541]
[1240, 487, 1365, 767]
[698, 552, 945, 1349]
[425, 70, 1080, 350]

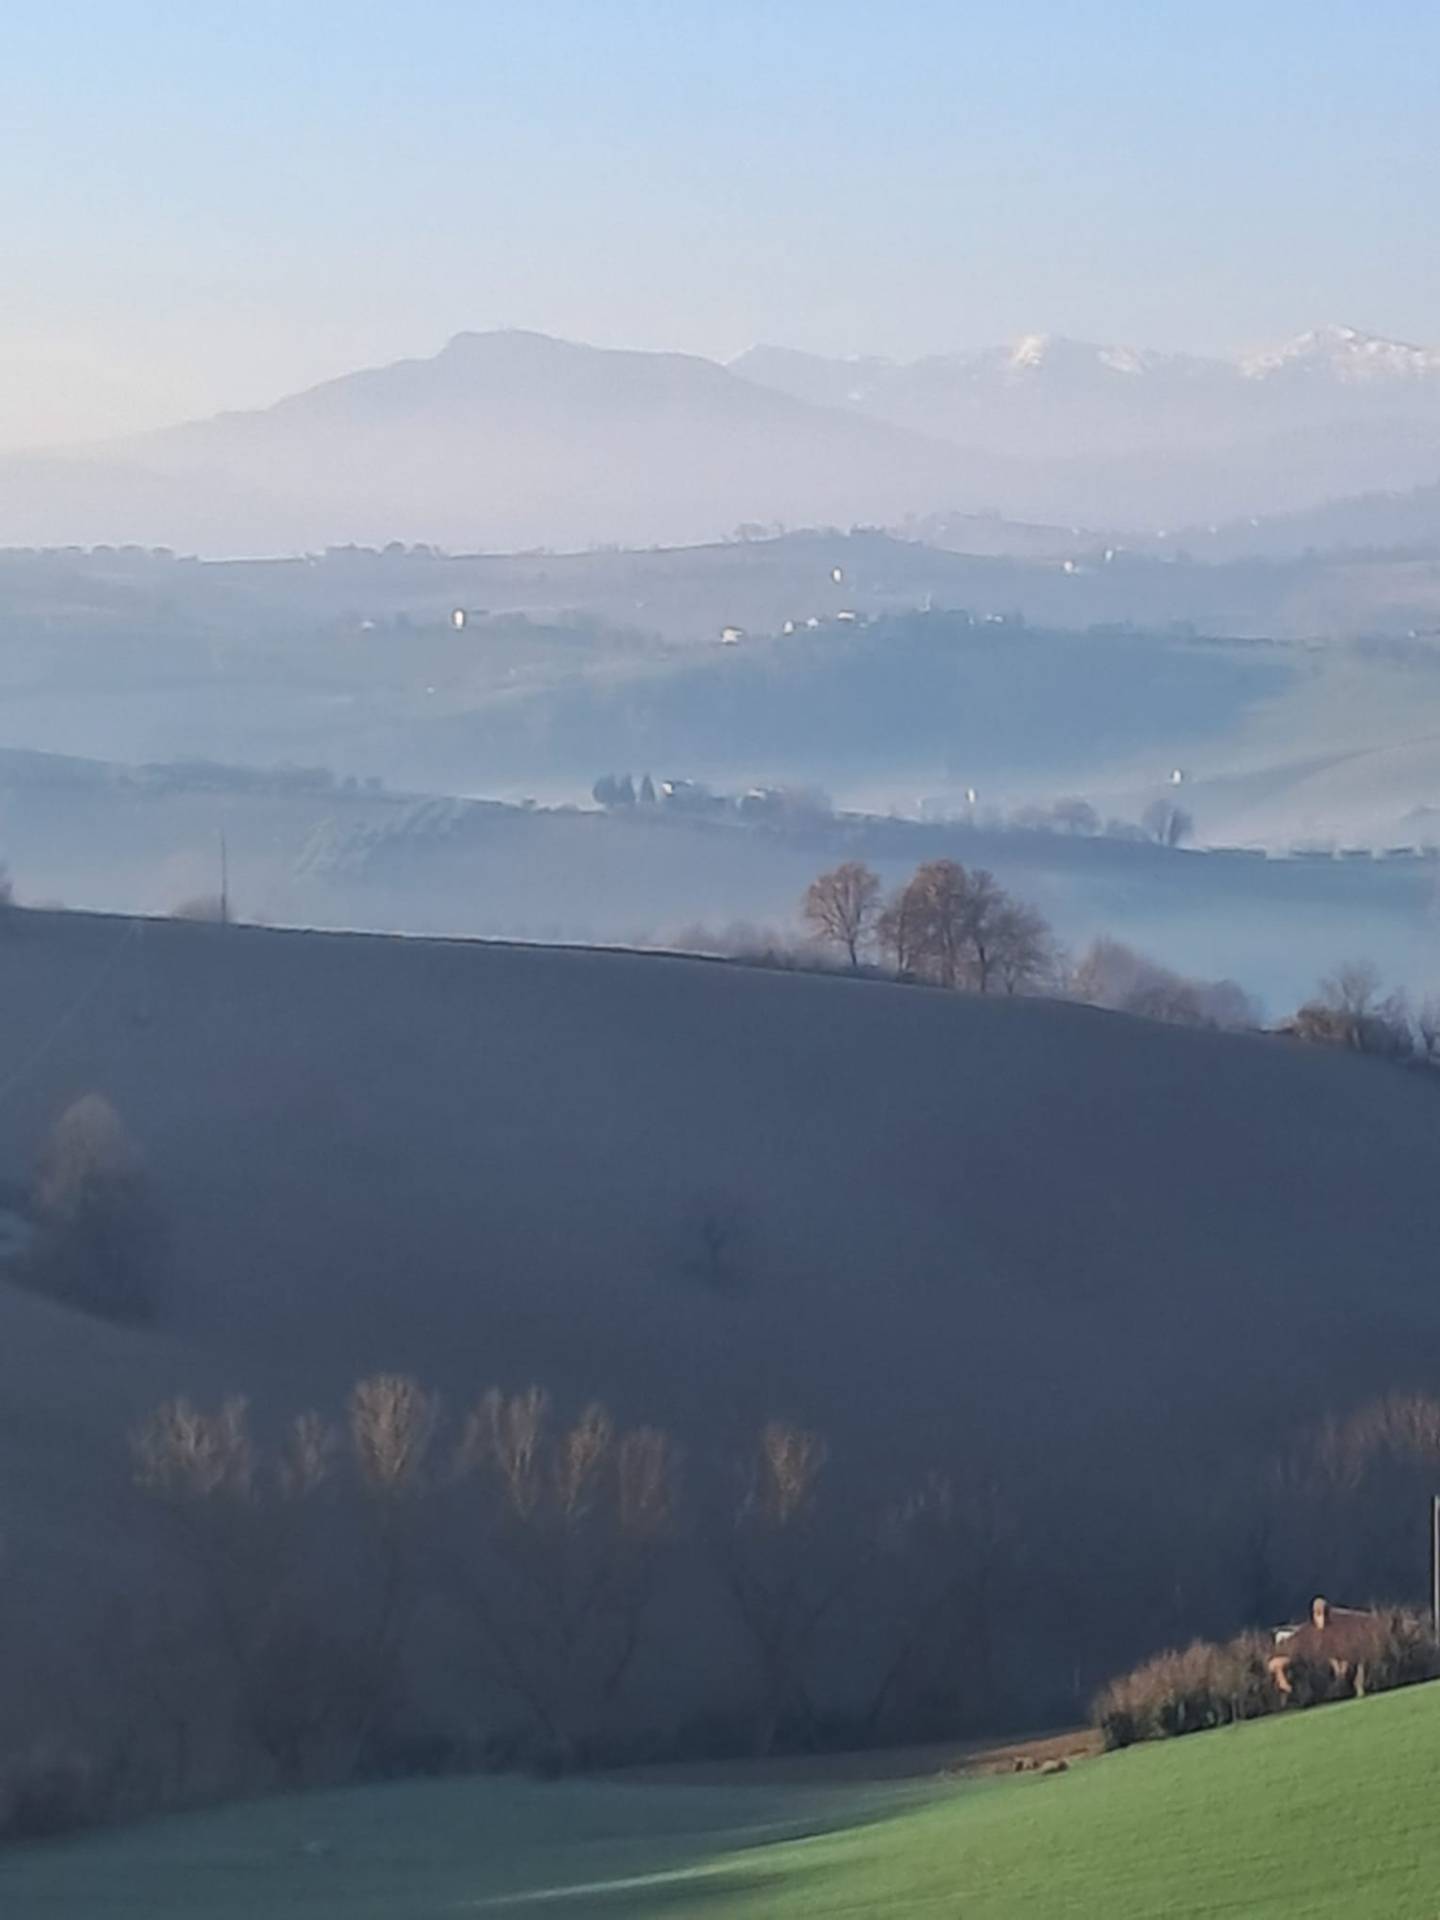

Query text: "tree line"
[801, 862, 1440, 1059]
[10, 1367, 1440, 1842]
[0, 1377, 1017, 1838]
[803, 859, 1055, 991]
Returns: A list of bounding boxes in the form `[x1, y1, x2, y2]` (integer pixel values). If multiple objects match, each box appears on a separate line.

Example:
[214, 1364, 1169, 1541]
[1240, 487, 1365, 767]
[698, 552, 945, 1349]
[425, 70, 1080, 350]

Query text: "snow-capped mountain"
[3, 324, 1439, 556]
[733, 327, 1440, 526]
[1240, 324, 1440, 384]
[737, 324, 1440, 399]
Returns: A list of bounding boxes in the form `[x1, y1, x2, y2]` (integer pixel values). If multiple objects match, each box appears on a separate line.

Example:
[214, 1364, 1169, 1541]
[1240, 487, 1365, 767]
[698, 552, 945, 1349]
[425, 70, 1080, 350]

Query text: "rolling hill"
[7, 735, 1440, 1016]
[4, 909, 1440, 1745]
[0, 332, 1019, 556]
[1187, 476, 1440, 561]
[7, 1681, 1440, 1915]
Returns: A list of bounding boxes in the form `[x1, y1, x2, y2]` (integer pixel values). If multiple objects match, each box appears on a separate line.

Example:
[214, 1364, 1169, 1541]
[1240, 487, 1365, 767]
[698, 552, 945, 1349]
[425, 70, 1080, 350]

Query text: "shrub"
[1284, 962, 1418, 1061]
[1094, 1609, 1440, 1751]
[1070, 937, 1256, 1030]
[22, 1094, 165, 1324]
[1350, 1608, 1440, 1694]
[1287, 1001, 1414, 1060]
[1094, 1633, 1277, 1750]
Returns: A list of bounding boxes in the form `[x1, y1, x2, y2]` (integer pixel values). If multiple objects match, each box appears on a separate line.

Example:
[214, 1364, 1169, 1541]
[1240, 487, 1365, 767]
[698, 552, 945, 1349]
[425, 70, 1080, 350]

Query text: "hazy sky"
[4, 0, 1438, 447]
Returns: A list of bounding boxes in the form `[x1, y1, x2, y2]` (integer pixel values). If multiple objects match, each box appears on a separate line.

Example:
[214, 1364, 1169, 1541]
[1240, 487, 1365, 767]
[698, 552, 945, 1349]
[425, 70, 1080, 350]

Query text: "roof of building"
[1273, 1604, 1380, 1660]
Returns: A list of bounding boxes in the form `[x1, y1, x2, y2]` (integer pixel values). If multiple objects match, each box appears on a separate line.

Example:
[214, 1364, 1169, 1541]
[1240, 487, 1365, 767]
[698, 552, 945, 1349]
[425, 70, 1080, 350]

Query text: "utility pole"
[1431, 1495, 1439, 1642]
[219, 830, 230, 928]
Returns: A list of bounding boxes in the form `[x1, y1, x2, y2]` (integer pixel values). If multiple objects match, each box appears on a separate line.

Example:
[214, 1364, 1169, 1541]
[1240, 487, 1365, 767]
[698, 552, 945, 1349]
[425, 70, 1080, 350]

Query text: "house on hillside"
[1268, 1596, 1379, 1697]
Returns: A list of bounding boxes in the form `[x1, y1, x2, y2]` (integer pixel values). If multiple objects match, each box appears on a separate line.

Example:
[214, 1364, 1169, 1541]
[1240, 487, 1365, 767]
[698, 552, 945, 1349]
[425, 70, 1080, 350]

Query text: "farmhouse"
[1269, 1597, 1379, 1696]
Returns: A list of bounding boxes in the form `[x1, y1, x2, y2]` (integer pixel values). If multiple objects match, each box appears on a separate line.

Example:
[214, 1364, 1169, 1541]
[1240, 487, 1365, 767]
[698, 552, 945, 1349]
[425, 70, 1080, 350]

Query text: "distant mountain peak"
[1007, 332, 1055, 371]
[437, 327, 616, 363]
[998, 333, 1165, 379]
[1241, 324, 1440, 382]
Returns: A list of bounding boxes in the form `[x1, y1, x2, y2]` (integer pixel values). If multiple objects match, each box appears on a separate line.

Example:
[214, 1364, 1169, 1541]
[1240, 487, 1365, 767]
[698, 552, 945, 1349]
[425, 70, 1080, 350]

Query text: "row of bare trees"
[803, 870, 1440, 1052]
[801, 870, 1269, 1028]
[108, 1377, 1014, 1803]
[802, 860, 1054, 991]
[12, 1368, 1440, 1836]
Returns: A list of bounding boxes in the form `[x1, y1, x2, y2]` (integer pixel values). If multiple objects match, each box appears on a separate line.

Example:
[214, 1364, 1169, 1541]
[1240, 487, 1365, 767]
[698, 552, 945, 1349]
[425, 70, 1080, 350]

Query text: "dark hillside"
[2, 910, 1438, 1727]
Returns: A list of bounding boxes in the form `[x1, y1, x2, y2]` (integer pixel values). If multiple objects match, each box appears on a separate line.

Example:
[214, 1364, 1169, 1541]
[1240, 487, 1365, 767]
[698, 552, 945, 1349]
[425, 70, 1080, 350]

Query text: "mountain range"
[735, 325, 1440, 529]
[3, 325, 1440, 556]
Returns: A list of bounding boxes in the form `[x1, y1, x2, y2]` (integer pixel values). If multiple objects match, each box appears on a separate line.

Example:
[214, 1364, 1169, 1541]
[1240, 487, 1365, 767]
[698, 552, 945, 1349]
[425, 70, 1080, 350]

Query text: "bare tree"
[990, 899, 1055, 995]
[277, 1409, 340, 1500]
[131, 1387, 256, 1680]
[347, 1374, 441, 1744]
[36, 1095, 139, 1207]
[447, 1389, 681, 1760]
[877, 873, 927, 977]
[29, 1094, 163, 1323]
[131, 1397, 278, 1743]
[802, 862, 881, 968]
[900, 860, 972, 987]
[957, 867, 1006, 993]
[1417, 994, 1440, 1065]
[349, 1375, 439, 1499]
[1319, 960, 1381, 1020]
[134, 1395, 253, 1497]
[133, 1397, 341, 1635]
[879, 861, 1036, 994]
[1281, 1393, 1440, 1607]
[861, 1470, 1012, 1737]
[1071, 937, 1255, 1029]
[1290, 961, 1413, 1057]
[721, 1421, 856, 1755]
[136, 1395, 392, 1786]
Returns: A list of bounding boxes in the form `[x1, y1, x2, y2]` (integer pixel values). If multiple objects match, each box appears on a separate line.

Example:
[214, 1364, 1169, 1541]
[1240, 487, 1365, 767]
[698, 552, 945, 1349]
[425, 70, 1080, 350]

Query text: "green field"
[6, 1685, 1440, 1916]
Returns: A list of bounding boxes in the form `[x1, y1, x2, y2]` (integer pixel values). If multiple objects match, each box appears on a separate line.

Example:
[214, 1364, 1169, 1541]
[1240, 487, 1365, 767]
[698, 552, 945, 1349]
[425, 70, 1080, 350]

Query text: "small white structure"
[719, 625, 745, 646]
[451, 608, 467, 630]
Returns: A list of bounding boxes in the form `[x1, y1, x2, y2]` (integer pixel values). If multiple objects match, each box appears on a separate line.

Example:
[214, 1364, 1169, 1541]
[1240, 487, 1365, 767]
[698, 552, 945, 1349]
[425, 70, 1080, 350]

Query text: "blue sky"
[3, 0, 1437, 443]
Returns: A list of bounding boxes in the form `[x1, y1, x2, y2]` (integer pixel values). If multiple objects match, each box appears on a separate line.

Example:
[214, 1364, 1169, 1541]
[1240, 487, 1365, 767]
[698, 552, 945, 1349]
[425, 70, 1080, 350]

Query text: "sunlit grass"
[7, 1684, 1440, 1916]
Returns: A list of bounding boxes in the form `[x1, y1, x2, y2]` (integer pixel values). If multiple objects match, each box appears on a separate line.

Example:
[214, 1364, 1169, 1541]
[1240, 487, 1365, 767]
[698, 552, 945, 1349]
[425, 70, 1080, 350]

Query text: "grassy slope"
[8, 1685, 1440, 1917]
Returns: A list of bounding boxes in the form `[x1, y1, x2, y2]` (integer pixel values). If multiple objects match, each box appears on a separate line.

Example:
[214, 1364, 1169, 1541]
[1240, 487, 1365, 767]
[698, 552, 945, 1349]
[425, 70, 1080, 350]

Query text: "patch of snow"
[1241, 324, 1440, 383]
